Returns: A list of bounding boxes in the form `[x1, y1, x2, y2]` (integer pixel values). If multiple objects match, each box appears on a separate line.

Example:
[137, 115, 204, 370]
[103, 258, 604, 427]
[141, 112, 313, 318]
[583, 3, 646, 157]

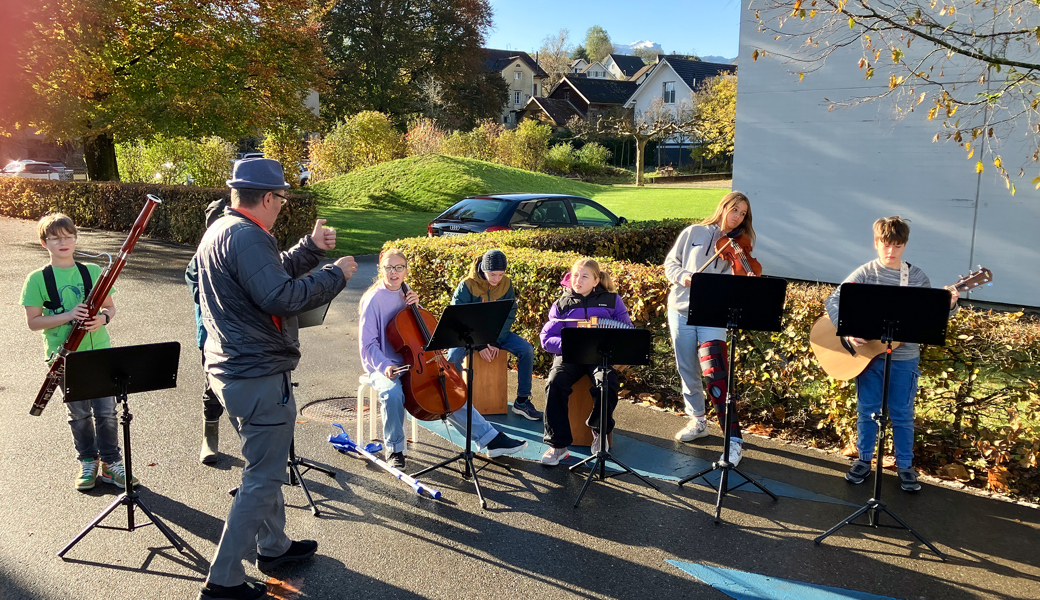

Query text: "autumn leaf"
[987, 467, 1009, 493]
[976, 161, 984, 174]
[747, 424, 774, 437]
[752, 49, 759, 62]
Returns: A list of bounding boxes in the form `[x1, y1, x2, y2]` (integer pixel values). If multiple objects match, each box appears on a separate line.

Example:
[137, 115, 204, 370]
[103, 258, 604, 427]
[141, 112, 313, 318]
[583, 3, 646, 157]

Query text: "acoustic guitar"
[809, 267, 993, 380]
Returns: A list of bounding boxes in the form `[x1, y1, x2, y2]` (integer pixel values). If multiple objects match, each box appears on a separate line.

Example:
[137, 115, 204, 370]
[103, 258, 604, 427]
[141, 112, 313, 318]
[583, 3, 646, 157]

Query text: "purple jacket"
[539, 285, 632, 355]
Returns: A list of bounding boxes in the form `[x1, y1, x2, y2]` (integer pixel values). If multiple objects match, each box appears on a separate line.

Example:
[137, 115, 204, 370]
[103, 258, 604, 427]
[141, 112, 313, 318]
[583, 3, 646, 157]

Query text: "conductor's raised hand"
[333, 256, 357, 281]
[311, 219, 337, 251]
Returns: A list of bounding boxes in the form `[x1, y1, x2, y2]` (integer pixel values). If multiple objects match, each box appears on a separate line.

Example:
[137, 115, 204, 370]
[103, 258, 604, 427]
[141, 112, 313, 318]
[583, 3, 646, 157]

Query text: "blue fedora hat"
[226, 158, 290, 190]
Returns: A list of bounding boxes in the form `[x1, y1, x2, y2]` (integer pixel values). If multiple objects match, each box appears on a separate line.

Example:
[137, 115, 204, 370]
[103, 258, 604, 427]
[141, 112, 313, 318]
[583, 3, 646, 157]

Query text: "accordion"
[572, 317, 633, 329]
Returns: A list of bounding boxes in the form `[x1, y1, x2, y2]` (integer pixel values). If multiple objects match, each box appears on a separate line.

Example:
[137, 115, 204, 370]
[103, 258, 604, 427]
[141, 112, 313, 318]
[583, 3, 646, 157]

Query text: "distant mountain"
[701, 55, 737, 64]
[616, 40, 663, 54]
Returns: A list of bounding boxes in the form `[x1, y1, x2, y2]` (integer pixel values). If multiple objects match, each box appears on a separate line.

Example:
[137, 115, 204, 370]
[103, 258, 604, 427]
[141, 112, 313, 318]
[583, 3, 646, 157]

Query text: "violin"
[714, 232, 762, 276]
[385, 283, 468, 421]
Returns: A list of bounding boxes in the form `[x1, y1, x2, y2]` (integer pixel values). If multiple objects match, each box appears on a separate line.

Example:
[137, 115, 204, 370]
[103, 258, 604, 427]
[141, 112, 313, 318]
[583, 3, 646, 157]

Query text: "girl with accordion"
[538, 258, 632, 466]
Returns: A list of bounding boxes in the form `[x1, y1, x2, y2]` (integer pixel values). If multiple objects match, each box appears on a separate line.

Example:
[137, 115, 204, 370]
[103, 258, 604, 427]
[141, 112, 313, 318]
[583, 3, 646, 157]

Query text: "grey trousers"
[205, 372, 295, 586]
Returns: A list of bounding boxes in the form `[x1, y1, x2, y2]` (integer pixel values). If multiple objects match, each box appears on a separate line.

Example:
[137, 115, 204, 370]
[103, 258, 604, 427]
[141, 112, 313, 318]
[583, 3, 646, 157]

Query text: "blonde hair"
[873, 216, 911, 245]
[570, 258, 616, 293]
[367, 248, 408, 293]
[701, 191, 756, 246]
[37, 213, 77, 241]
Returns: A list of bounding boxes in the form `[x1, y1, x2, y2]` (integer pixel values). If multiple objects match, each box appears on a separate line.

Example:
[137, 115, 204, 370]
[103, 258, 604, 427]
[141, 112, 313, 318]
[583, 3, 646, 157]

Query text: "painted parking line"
[415, 407, 855, 506]
[666, 560, 899, 600]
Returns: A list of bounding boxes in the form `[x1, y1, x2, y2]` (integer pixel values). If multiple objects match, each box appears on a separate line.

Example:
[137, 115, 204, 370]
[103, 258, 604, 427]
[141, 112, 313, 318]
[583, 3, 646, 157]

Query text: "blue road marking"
[414, 406, 855, 506]
[666, 560, 900, 600]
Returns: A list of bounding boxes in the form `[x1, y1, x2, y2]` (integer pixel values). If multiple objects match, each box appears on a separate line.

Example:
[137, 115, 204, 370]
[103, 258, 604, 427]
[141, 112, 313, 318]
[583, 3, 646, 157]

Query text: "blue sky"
[485, 0, 741, 59]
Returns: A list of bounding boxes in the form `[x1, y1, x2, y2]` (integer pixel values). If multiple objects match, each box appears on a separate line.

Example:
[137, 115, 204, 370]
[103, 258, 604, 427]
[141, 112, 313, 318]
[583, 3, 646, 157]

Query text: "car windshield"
[439, 198, 510, 223]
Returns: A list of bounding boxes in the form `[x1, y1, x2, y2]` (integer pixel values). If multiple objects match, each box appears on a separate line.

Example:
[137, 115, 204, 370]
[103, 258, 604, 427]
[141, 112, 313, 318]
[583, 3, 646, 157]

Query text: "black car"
[428, 194, 626, 237]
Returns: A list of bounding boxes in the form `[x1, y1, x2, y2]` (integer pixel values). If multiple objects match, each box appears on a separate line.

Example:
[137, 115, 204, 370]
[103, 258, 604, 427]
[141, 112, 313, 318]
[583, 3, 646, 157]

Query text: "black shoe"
[199, 581, 267, 600]
[511, 398, 543, 421]
[486, 432, 527, 458]
[256, 540, 318, 573]
[387, 452, 406, 470]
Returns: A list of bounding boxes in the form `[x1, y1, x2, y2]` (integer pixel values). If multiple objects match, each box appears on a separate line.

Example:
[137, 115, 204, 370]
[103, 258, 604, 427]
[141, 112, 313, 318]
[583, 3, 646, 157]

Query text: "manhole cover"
[300, 396, 359, 422]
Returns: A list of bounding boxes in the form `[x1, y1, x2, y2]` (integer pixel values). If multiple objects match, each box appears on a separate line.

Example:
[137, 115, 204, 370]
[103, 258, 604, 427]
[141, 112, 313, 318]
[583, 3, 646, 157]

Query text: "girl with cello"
[358, 248, 527, 470]
[664, 191, 759, 467]
[539, 258, 633, 466]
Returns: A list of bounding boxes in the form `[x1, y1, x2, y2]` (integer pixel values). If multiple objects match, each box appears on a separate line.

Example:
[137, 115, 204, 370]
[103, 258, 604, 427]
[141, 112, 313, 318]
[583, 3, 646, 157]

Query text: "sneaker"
[486, 432, 527, 458]
[591, 430, 609, 454]
[75, 458, 99, 491]
[541, 446, 570, 466]
[899, 468, 922, 492]
[100, 461, 139, 489]
[387, 452, 406, 470]
[256, 539, 318, 573]
[845, 460, 872, 484]
[675, 417, 709, 442]
[511, 398, 543, 421]
[199, 580, 268, 600]
[720, 438, 743, 467]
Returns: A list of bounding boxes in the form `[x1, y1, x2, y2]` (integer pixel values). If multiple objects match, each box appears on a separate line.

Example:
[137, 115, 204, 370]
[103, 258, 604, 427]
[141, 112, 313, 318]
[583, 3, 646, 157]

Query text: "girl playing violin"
[444, 249, 542, 421]
[539, 258, 632, 465]
[664, 192, 758, 466]
[358, 248, 527, 470]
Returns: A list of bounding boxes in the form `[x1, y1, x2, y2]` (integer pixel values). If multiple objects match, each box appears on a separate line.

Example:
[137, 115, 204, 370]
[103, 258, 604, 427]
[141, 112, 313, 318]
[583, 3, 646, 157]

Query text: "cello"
[385, 283, 468, 421]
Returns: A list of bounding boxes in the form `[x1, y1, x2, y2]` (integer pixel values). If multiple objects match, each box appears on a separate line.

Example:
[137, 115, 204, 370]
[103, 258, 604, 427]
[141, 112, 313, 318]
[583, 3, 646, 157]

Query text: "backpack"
[41, 263, 93, 314]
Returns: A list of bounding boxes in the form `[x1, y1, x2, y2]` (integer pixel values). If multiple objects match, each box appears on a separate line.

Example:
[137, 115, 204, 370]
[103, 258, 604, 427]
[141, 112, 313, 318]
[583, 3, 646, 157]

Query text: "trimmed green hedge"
[391, 232, 1040, 502]
[0, 179, 317, 249]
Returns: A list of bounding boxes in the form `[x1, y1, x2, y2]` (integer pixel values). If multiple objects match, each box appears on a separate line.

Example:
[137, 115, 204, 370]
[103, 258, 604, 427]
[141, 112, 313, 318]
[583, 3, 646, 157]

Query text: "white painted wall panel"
[735, 3, 1039, 306]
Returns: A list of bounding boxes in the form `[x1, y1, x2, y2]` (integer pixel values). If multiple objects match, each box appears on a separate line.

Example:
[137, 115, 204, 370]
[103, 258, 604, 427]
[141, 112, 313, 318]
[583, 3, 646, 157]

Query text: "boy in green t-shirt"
[20, 213, 136, 491]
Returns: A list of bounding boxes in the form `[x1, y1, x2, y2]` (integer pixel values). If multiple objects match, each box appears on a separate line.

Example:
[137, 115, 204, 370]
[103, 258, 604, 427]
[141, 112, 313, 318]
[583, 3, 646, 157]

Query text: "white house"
[569, 59, 589, 74]
[734, 2, 1039, 307]
[623, 55, 735, 165]
[602, 53, 647, 80]
[483, 49, 549, 127]
[580, 61, 612, 79]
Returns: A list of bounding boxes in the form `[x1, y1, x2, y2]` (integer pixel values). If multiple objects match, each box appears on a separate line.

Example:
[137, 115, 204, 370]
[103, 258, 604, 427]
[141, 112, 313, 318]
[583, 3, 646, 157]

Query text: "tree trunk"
[635, 137, 650, 186]
[84, 133, 120, 181]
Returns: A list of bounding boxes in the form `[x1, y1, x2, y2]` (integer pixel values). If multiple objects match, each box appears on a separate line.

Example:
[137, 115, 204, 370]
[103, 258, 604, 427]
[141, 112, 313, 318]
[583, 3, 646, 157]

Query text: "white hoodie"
[663, 223, 732, 314]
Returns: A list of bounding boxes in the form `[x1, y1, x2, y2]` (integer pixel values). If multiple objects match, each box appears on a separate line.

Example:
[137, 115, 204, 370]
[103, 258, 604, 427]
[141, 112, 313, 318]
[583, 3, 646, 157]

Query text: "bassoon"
[29, 194, 162, 416]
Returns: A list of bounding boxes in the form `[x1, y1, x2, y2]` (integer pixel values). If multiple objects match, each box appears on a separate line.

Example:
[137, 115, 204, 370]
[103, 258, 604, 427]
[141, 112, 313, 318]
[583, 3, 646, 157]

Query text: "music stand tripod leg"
[59, 389, 185, 557]
[676, 327, 776, 523]
[286, 439, 333, 517]
[813, 342, 945, 561]
[571, 361, 659, 508]
[409, 342, 499, 509]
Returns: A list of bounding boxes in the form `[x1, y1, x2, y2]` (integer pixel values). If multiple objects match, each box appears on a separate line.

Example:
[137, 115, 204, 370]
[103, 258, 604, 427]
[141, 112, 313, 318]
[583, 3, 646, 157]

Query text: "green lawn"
[318, 205, 439, 257]
[590, 187, 725, 221]
[311, 155, 729, 256]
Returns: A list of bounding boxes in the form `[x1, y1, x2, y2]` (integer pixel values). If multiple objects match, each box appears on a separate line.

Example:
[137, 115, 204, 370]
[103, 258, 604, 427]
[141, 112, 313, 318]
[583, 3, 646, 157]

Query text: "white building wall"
[626, 62, 695, 147]
[735, 3, 1040, 307]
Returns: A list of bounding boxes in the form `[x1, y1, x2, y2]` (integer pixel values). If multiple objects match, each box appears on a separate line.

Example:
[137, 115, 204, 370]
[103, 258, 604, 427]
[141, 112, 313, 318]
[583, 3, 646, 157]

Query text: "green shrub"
[115, 135, 236, 188]
[0, 179, 316, 249]
[575, 142, 612, 175]
[391, 229, 1040, 502]
[405, 118, 447, 156]
[309, 111, 406, 182]
[261, 125, 308, 187]
[546, 143, 576, 173]
[495, 120, 551, 172]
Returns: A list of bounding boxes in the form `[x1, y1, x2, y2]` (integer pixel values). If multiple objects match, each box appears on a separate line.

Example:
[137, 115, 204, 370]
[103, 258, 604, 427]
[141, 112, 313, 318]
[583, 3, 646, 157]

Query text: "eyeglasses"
[272, 192, 288, 206]
[383, 265, 407, 274]
[45, 235, 76, 244]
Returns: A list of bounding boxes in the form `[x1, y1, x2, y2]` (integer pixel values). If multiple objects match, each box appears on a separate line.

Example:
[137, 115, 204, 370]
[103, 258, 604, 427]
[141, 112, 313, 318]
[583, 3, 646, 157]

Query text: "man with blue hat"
[195, 158, 357, 600]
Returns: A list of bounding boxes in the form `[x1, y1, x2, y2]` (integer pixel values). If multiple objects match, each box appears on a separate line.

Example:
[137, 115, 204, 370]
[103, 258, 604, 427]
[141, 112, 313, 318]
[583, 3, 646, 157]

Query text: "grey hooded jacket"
[197, 209, 346, 379]
[664, 223, 732, 315]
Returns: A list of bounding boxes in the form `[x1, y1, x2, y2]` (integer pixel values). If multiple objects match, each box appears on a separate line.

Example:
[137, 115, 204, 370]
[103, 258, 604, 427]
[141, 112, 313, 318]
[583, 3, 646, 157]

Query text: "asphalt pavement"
[0, 215, 1037, 600]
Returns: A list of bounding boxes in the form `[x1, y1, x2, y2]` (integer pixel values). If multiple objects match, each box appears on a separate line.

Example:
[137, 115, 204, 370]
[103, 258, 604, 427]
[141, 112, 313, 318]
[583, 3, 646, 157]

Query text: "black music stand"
[58, 342, 185, 558]
[677, 274, 786, 523]
[412, 300, 514, 509]
[562, 327, 659, 508]
[814, 283, 950, 560]
[289, 303, 338, 516]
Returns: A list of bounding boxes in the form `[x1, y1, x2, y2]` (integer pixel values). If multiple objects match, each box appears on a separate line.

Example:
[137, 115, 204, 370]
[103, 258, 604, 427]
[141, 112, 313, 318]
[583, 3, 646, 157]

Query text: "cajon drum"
[568, 375, 613, 447]
[464, 350, 508, 415]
